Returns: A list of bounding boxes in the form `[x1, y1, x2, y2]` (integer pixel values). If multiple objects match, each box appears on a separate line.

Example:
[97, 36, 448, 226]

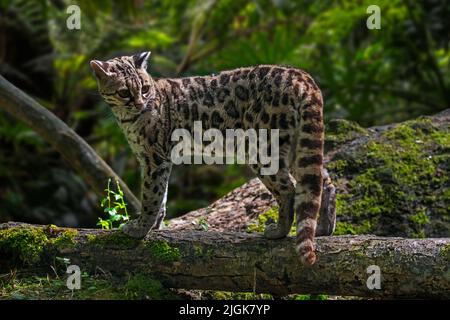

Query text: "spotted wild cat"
[90, 52, 335, 265]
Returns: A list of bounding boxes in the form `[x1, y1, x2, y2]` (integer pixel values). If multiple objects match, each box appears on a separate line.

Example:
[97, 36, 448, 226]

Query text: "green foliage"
[197, 217, 209, 231]
[98, 178, 129, 230]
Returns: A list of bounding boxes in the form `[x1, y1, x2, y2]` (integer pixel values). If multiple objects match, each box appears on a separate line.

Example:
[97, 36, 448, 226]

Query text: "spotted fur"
[91, 52, 326, 265]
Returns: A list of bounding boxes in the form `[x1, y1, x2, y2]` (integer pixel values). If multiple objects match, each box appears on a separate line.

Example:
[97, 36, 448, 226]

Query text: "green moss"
[0, 227, 48, 265]
[0, 226, 81, 266]
[87, 231, 140, 248]
[125, 273, 179, 299]
[51, 229, 78, 249]
[246, 206, 286, 233]
[193, 244, 214, 259]
[2, 272, 281, 300]
[0, 269, 183, 300]
[331, 118, 449, 237]
[146, 240, 181, 263]
[327, 159, 347, 172]
[1, 272, 130, 300]
[325, 119, 368, 151]
[45, 224, 59, 232]
[439, 244, 450, 260]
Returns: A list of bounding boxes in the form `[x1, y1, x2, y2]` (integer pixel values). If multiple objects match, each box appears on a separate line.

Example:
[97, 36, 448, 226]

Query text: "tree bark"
[1, 222, 449, 298]
[0, 75, 140, 214]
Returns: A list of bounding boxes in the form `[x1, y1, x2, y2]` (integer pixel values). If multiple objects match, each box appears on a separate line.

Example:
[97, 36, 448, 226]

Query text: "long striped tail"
[292, 88, 324, 266]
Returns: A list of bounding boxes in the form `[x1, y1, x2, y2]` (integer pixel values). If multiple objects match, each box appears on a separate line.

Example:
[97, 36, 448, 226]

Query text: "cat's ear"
[133, 51, 151, 70]
[90, 60, 110, 79]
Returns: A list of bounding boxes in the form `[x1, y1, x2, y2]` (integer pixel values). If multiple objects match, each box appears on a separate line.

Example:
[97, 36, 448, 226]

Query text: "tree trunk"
[1, 222, 448, 298]
[0, 75, 140, 214]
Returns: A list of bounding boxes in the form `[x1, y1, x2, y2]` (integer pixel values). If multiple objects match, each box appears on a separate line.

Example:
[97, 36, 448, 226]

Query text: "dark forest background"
[0, 0, 448, 228]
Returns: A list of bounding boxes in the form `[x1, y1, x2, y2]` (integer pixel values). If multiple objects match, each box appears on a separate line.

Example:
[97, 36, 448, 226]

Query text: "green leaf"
[198, 218, 209, 231]
[113, 202, 124, 208]
[110, 214, 121, 221]
[97, 218, 110, 230]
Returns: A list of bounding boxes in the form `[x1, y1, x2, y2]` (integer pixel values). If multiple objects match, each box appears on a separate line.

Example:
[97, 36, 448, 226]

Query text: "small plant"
[98, 178, 129, 229]
[198, 217, 209, 231]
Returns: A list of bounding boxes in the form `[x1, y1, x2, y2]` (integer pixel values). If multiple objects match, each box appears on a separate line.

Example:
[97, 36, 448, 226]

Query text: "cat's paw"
[264, 223, 289, 239]
[122, 215, 154, 239]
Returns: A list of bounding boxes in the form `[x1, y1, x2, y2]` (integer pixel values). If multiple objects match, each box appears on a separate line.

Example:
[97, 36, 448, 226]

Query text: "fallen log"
[1, 222, 449, 298]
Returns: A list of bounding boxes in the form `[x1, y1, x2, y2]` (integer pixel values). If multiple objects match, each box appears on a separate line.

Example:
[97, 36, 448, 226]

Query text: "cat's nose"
[135, 103, 144, 110]
[134, 96, 145, 110]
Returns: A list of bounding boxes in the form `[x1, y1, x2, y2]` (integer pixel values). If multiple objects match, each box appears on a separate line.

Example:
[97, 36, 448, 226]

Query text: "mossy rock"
[325, 119, 368, 152]
[329, 115, 449, 238]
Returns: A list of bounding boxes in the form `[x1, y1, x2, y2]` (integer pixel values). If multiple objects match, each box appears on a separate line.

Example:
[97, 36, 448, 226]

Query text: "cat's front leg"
[122, 162, 172, 239]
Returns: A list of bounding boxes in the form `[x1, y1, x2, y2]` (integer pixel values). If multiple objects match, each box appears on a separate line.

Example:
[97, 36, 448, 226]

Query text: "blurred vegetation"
[0, 0, 448, 227]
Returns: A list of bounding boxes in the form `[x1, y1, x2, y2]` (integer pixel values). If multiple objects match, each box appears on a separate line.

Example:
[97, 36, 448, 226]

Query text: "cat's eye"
[117, 89, 130, 98]
[142, 85, 150, 94]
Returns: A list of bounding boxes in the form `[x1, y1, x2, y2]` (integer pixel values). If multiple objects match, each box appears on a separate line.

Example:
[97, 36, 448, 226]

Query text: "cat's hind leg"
[251, 166, 295, 239]
[315, 168, 336, 236]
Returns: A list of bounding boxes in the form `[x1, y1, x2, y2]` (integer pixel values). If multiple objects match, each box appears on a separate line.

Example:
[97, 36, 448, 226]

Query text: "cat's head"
[90, 52, 155, 116]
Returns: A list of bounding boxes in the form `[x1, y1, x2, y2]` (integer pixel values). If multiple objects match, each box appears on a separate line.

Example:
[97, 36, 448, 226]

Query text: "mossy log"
[1, 222, 449, 298]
